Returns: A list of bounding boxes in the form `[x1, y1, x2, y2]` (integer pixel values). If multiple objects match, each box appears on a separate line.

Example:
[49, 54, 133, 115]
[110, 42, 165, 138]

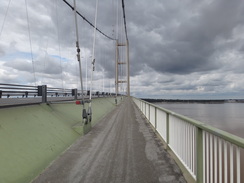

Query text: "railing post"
[38, 85, 47, 103]
[42, 85, 47, 103]
[149, 104, 150, 121]
[197, 127, 203, 183]
[144, 102, 146, 116]
[25, 91, 28, 98]
[166, 113, 169, 146]
[0, 90, 2, 98]
[72, 89, 78, 100]
[155, 108, 157, 131]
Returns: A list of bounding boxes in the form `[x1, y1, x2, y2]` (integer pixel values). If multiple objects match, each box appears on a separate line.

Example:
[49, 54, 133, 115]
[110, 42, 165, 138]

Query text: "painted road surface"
[32, 98, 186, 183]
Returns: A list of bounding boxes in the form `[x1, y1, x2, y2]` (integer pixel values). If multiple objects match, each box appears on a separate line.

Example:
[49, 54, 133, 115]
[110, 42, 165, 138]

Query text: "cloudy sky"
[1, 0, 244, 99]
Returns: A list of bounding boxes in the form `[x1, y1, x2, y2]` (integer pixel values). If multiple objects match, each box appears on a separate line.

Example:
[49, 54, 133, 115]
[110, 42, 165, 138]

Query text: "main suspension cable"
[62, 0, 115, 41]
[121, 0, 128, 41]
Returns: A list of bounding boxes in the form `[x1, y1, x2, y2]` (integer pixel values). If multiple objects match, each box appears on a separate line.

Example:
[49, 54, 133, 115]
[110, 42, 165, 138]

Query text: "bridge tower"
[115, 39, 130, 96]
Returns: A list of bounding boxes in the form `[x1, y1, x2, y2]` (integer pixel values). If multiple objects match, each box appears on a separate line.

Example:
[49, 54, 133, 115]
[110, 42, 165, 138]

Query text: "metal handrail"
[0, 83, 115, 107]
[0, 83, 38, 98]
[141, 99, 244, 148]
[133, 97, 244, 183]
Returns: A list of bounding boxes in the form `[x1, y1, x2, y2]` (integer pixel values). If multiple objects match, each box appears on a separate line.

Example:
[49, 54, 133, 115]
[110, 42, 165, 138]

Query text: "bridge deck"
[32, 98, 186, 183]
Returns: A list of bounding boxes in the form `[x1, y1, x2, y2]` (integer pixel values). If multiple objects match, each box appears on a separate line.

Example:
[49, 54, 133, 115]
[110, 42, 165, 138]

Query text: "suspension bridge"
[0, 1, 243, 183]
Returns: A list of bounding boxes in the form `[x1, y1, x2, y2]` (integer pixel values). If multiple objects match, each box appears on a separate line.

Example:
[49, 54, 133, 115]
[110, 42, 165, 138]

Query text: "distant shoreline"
[141, 98, 244, 104]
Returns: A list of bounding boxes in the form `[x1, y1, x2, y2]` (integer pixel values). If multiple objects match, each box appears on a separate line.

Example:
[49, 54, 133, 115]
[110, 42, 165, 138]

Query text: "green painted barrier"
[0, 97, 118, 183]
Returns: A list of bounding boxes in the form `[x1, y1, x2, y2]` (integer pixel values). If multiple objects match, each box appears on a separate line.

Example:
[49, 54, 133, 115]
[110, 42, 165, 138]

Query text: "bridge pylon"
[115, 39, 130, 96]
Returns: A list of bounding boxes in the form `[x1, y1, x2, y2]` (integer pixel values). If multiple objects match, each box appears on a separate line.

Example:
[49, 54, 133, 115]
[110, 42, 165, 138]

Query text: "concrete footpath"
[32, 98, 186, 183]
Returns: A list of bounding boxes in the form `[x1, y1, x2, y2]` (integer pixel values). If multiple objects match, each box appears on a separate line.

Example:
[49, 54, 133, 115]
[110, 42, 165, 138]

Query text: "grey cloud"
[4, 59, 33, 72]
[127, 0, 244, 77]
[1, 0, 244, 98]
[240, 44, 244, 52]
[0, 46, 5, 56]
[4, 56, 65, 75]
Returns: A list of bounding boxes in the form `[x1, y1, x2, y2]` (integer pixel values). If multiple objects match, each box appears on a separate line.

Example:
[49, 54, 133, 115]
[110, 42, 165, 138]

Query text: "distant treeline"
[141, 98, 244, 104]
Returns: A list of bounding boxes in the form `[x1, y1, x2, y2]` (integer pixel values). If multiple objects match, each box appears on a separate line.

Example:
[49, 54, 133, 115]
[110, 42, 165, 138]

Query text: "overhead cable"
[121, 0, 128, 40]
[62, 0, 115, 41]
[25, 0, 36, 86]
[0, 0, 12, 39]
[55, 0, 64, 90]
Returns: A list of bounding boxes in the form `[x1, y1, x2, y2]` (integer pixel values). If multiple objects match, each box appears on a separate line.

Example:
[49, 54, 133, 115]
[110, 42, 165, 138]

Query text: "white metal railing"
[169, 115, 197, 178]
[133, 97, 244, 183]
[202, 132, 241, 183]
[156, 109, 167, 141]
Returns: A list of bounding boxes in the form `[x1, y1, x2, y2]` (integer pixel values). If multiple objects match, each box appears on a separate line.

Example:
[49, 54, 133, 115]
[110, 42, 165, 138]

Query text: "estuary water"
[155, 102, 244, 138]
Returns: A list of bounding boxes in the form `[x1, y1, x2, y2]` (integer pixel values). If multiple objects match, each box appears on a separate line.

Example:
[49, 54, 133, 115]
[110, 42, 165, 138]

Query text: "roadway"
[32, 97, 186, 183]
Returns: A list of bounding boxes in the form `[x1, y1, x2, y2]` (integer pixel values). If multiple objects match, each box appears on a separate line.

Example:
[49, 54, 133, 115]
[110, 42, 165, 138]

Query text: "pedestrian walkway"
[32, 98, 186, 183]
